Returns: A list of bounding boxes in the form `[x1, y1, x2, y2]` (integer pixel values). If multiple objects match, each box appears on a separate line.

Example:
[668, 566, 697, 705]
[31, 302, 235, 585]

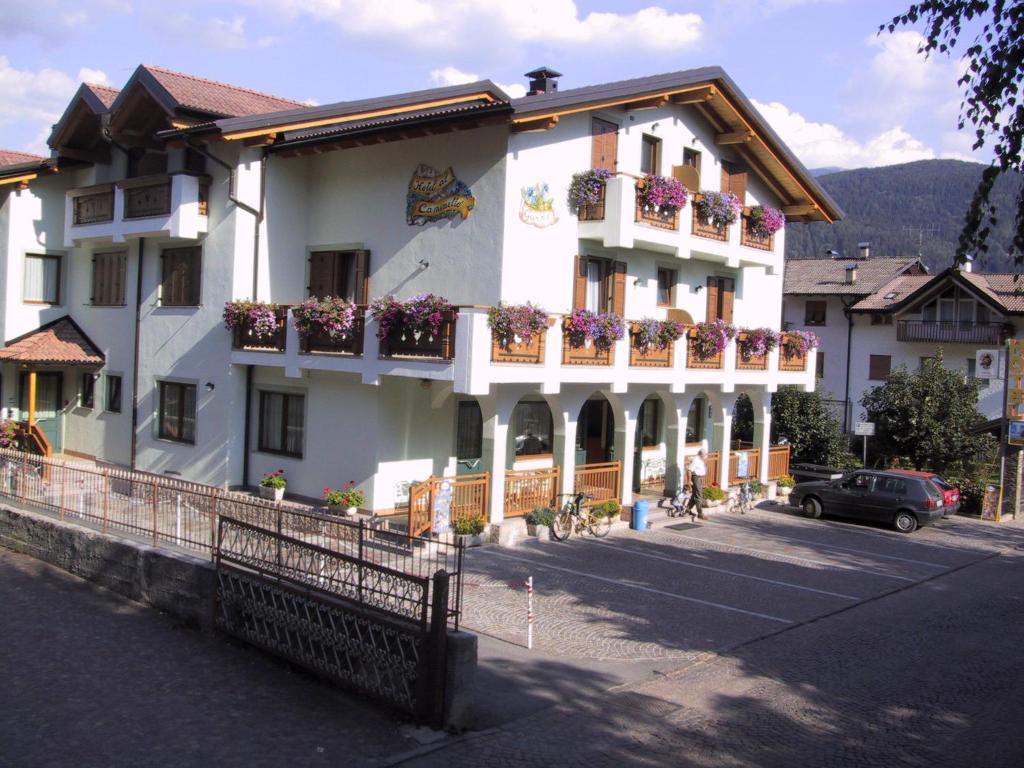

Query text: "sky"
[0, 0, 987, 170]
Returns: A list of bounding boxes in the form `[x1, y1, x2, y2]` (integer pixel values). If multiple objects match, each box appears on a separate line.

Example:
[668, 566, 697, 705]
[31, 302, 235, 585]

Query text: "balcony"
[64, 172, 210, 247]
[897, 320, 1011, 345]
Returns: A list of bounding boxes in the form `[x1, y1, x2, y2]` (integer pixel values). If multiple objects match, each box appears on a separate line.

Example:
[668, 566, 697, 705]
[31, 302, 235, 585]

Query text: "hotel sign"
[406, 164, 475, 225]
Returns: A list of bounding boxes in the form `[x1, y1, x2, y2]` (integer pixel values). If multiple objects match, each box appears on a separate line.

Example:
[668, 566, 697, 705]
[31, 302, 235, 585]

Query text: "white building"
[1, 64, 839, 524]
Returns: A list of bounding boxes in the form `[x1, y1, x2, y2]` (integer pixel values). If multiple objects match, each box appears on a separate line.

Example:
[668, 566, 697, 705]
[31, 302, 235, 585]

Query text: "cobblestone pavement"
[398, 512, 1024, 767]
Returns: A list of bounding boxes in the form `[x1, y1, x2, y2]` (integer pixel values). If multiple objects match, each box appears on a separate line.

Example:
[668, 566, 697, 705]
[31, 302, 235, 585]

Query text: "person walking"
[685, 448, 708, 521]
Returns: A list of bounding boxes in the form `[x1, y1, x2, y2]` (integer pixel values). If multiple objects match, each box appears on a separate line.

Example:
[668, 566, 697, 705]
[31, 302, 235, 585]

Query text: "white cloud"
[0, 0, 132, 38]
[254, 0, 702, 53]
[165, 14, 276, 49]
[0, 57, 110, 154]
[430, 66, 527, 98]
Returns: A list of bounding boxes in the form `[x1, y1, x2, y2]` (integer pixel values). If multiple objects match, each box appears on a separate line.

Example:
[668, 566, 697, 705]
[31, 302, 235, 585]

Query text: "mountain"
[785, 159, 1023, 273]
[809, 167, 842, 177]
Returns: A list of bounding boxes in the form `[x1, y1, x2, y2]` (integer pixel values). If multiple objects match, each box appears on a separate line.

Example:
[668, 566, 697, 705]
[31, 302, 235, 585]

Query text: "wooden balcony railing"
[231, 307, 289, 352]
[897, 320, 1011, 345]
[577, 184, 606, 222]
[380, 311, 457, 361]
[691, 197, 729, 241]
[739, 215, 774, 251]
[408, 472, 490, 538]
[779, 336, 808, 372]
[491, 329, 547, 365]
[562, 331, 615, 366]
[635, 191, 680, 230]
[687, 332, 724, 369]
[505, 467, 560, 517]
[300, 308, 365, 356]
[72, 187, 114, 225]
[573, 461, 621, 503]
[15, 422, 52, 458]
[123, 177, 172, 219]
[735, 335, 768, 370]
[629, 324, 674, 367]
[768, 445, 791, 481]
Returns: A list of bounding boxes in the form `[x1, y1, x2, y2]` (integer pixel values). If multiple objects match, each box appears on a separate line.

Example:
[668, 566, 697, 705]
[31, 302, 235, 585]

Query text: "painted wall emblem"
[519, 182, 558, 228]
[406, 164, 475, 225]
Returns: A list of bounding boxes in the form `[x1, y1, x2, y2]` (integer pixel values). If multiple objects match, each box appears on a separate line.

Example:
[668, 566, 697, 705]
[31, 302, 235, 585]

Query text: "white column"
[616, 391, 650, 506]
[712, 393, 738, 489]
[552, 389, 589, 501]
[753, 393, 773, 484]
[480, 390, 520, 525]
[666, 393, 697, 494]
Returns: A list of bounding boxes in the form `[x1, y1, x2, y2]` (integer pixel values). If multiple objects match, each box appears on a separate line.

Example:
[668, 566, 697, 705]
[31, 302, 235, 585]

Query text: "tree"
[860, 351, 995, 475]
[882, 2, 1024, 265]
[771, 387, 855, 468]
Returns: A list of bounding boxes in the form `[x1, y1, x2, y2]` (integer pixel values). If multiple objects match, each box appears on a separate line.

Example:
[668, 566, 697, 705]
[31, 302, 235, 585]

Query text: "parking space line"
[660, 531, 919, 582]
[708, 522, 950, 568]
[488, 550, 794, 624]
[584, 539, 862, 600]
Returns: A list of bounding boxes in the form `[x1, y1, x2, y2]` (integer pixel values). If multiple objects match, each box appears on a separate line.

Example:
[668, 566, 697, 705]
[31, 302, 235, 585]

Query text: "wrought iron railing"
[231, 307, 289, 352]
[379, 312, 457, 360]
[300, 307, 365, 355]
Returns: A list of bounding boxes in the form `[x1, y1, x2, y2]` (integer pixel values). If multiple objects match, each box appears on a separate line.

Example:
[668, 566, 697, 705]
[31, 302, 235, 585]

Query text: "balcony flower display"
[564, 308, 625, 351]
[737, 327, 782, 358]
[632, 318, 686, 350]
[567, 168, 613, 213]
[324, 481, 365, 514]
[257, 469, 287, 501]
[747, 205, 786, 238]
[0, 419, 17, 449]
[292, 296, 356, 339]
[636, 174, 688, 212]
[222, 300, 278, 338]
[369, 293, 455, 341]
[691, 319, 737, 358]
[694, 191, 742, 228]
[783, 330, 820, 357]
[487, 302, 550, 344]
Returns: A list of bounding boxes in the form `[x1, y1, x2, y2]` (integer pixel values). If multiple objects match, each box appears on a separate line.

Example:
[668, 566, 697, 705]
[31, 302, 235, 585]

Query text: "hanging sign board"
[736, 451, 750, 479]
[1008, 420, 1024, 447]
[406, 164, 475, 225]
[854, 422, 876, 436]
[976, 349, 999, 379]
[1006, 340, 1024, 421]
[432, 478, 454, 534]
[519, 183, 558, 228]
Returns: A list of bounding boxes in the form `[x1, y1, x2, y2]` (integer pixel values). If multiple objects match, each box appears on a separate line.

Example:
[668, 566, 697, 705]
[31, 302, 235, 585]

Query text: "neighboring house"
[0, 64, 839, 523]
[782, 250, 927, 428]
[784, 253, 1021, 428]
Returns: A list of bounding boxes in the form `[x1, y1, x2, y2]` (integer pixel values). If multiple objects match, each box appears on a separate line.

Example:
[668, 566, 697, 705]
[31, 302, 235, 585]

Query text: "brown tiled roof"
[84, 83, 120, 109]
[783, 257, 923, 295]
[850, 275, 936, 310]
[965, 272, 1024, 312]
[0, 149, 46, 169]
[850, 269, 1024, 314]
[143, 65, 305, 117]
[0, 317, 104, 366]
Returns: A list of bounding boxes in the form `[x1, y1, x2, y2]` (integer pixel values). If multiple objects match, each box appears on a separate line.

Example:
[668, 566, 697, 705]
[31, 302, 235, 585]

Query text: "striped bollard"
[527, 576, 534, 650]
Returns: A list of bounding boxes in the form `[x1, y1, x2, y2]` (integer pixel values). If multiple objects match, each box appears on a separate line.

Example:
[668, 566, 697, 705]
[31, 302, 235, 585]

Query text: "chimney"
[845, 263, 857, 285]
[525, 67, 562, 96]
[963, 260, 973, 273]
[858, 241, 871, 260]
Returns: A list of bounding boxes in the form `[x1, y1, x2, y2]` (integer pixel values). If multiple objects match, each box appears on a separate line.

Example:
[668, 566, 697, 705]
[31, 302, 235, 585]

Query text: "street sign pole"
[863, 434, 868, 468]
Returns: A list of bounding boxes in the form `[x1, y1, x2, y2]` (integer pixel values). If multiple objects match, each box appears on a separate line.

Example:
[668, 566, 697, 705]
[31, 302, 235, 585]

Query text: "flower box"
[569, 169, 612, 222]
[259, 485, 284, 502]
[779, 349, 808, 371]
[629, 323, 676, 367]
[741, 216, 774, 251]
[379, 309, 457, 359]
[687, 334, 723, 368]
[562, 335, 614, 365]
[634, 175, 686, 231]
[295, 299, 364, 355]
[226, 302, 288, 353]
[489, 304, 551, 364]
[741, 205, 784, 251]
[492, 331, 547, 364]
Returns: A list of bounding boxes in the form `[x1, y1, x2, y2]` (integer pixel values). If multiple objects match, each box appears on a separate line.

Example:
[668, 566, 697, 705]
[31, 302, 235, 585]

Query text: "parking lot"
[460, 502, 1017, 727]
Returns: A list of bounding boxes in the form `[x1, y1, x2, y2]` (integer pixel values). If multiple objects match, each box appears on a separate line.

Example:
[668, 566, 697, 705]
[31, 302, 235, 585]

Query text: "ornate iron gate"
[215, 516, 450, 725]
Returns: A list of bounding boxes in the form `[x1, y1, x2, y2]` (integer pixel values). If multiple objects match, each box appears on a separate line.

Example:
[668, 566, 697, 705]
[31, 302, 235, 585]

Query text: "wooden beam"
[0, 173, 39, 188]
[781, 203, 818, 217]
[510, 116, 559, 133]
[715, 130, 754, 145]
[672, 87, 716, 105]
[624, 95, 670, 111]
[243, 133, 278, 147]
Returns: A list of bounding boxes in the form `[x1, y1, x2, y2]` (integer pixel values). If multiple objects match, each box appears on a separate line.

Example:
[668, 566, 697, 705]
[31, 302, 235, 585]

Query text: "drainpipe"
[841, 297, 856, 433]
[241, 364, 253, 489]
[129, 237, 145, 470]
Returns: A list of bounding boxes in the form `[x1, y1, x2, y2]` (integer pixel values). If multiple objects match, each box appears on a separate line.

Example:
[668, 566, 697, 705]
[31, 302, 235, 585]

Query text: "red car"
[889, 470, 960, 516]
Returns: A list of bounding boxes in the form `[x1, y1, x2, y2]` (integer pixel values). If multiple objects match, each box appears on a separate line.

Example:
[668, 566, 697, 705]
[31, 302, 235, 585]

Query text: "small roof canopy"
[0, 317, 105, 366]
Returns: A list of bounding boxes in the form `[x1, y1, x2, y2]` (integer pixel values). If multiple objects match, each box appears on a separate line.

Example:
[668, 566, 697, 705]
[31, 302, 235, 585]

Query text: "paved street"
[3, 504, 1024, 767]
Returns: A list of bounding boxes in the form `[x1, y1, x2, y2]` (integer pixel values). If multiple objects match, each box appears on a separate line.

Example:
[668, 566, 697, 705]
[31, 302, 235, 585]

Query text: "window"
[92, 251, 127, 306]
[456, 400, 483, 460]
[513, 401, 553, 457]
[24, 254, 61, 304]
[638, 398, 660, 448]
[640, 134, 661, 175]
[922, 303, 937, 322]
[683, 148, 701, 171]
[850, 473, 874, 490]
[939, 298, 955, 322]
[977, 304, 992, 325]
[686, 398, 705, 443]
[160, 247, 201, 306]
[706, 276, 735, 323]
[877, 477, 908, 495]
[582, 257, 613, 312]
[805, 300, 827, 326]
[308, 250, 370, 303]
[816, 351, 825, 379]
[958, 299, 973, 326]
[258, 391, 304, 457]
[869, 354, 891, 381]
[656, 267, 676, 307]
[105, 375, 122, 413]
[158, 381, 197, 444]
[80, 374, 95, 409]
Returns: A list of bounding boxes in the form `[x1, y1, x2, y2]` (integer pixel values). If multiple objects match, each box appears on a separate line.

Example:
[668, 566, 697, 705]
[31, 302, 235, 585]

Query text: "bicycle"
[729, 481, 754, 515]
[551, 492, 612, 541]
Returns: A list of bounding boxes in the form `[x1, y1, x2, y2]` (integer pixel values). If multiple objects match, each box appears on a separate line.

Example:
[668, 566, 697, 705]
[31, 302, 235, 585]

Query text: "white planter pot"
[456, 533, 486, 548]
[527, 523, 550, 542]
[346, 506, 359, 516]
[259, 485, 285, 502]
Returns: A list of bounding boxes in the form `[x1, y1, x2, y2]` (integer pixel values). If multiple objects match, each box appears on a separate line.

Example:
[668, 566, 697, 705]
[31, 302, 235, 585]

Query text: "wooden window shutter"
[308, 251, 337, 298]
[721, 161, 747, 205]
[161, 247, 199, 306]
[591, 118, 618, 172]
[705, 276, 721, 321]
[611, 261, 627, 316]
[720, 277, 735, 324]
[572, 255, 587, 310]
[92, 255, 103, 304]
[353, 250, 370, 304]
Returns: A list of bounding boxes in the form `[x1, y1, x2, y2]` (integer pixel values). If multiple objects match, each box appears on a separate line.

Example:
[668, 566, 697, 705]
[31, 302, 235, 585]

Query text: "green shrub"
[704, 486, 727, 503]
[592, 500, 620, 519]
[526, 507, 555, 527]
[452, 515, 486, 536]
[747, 480, 763, 496]
[946, 476, 985, 516]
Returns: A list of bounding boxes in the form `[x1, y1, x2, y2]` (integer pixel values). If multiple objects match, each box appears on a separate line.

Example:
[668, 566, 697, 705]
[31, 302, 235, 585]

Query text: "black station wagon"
[790, 470, 945, 533]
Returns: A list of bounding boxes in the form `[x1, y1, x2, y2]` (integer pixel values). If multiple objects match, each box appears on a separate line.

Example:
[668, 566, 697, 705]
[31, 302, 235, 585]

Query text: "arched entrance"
[632, 395, 664, 493]
[732, 393, 754, 447]
[510, 397, 555, 465]
[576, 393, 615, 465]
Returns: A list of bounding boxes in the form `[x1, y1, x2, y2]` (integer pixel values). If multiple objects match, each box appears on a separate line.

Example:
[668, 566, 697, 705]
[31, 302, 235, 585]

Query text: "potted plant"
[567, 168, 613, 214]
[223, 300, 279, 339]
[636, 174, 688, 220]
[487, 302, 550, 347]
[0, 419, 17, 449]
[369, 293, 456, 344]
[690, 319, 737, 359]
[737, 327, 782, 360]
[293, 296, 357, 340]
[632, 318, 686, 351]
[564, 308, 625, 351]
[258, 469, 287, 502]
[525, 506, 555, 539]
[694, 191, 742, 228]
[591, 499, 621, 521]
[451, 514, 488, 546]
[703, 485, 727, 509]
[782, 330, 820, 358]
[324, 481, 365, 515]
[746, 204, 785, 239]
[777, 473, 795, 499]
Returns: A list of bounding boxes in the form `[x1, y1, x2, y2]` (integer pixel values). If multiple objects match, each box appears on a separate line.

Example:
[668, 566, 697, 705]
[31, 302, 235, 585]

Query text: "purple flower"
[369, 294, 455, 341]
[783, 330, 819, 357]
[632, 318, 686, 350]
[695, 191, 742, 228]
[737, 327, 782, 358]
[568, 168, 613, 212]
[223, 300, 279, 339]
[747, 205, 785, 238]
[637, 175, 688, 211]
[488, 302, 550, 343]
[692, 319, 737, 358]
[565, 309, 624, 351]
[292, 296, 356, 338]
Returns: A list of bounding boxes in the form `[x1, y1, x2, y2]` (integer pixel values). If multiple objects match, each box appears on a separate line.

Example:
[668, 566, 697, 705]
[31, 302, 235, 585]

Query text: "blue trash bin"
[631, 499, 650, 531]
